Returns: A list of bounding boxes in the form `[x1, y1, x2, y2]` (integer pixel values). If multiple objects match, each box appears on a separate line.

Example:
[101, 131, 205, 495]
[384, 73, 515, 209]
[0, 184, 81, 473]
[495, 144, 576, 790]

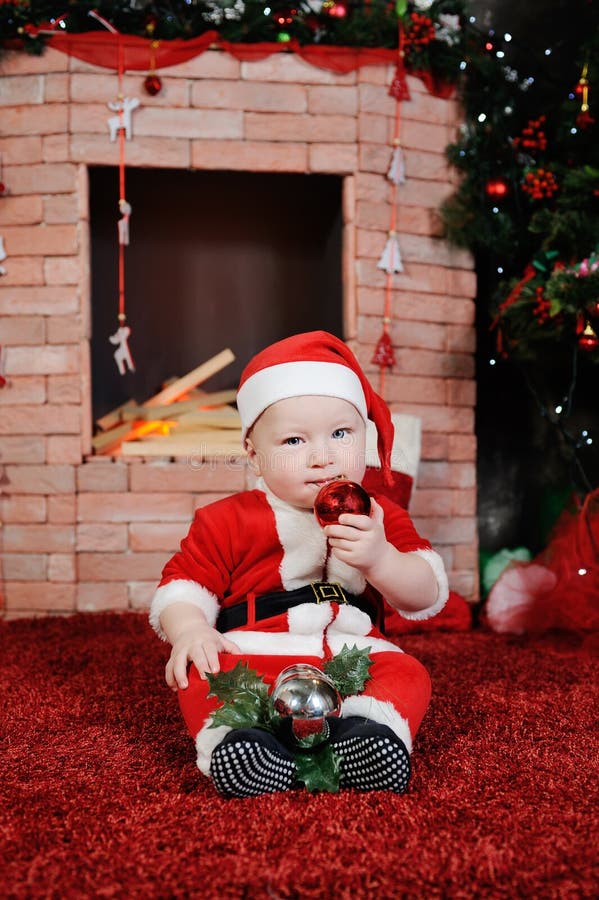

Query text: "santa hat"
[237, 331, 394, 484]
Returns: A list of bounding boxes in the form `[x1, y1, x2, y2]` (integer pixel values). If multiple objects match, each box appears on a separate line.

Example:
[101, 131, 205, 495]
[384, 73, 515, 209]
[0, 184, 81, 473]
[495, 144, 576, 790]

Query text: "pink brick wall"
[0, 48, 478, 617]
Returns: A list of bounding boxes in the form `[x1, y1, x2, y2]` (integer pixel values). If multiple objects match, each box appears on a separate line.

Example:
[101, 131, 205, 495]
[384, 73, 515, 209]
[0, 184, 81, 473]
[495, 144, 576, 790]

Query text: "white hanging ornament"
[387, 140, 406, 185]
[377, 230, 404, 274]
[118, 199, 132, 246]
[0, 235, 7, 276]
[109, 318, 135, 375]
[107, 96, 140, 142]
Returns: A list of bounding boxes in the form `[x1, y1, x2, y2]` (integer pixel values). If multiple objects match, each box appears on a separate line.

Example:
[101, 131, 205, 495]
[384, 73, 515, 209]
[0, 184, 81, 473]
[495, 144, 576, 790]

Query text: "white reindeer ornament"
[107, 96, 140, 142]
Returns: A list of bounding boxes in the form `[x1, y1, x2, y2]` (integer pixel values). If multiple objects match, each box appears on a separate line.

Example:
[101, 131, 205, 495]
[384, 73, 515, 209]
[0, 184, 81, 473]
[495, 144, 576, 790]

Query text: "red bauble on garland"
[144, 74, 162, 96]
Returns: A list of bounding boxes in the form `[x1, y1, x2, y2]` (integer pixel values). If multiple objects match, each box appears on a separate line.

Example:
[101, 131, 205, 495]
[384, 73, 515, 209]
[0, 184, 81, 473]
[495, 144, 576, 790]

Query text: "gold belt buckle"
[310, 582, 347, 604]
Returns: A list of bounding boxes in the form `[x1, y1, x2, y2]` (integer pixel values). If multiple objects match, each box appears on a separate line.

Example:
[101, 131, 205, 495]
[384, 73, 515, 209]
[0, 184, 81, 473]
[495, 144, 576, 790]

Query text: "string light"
[578, 568, 587, 576]
[489, 358, 497, 366]
[555, 405, 563, 414]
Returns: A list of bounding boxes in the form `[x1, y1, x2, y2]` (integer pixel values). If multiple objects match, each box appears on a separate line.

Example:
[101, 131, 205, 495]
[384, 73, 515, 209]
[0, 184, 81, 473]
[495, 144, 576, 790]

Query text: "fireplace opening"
[89, 167, 344, 423]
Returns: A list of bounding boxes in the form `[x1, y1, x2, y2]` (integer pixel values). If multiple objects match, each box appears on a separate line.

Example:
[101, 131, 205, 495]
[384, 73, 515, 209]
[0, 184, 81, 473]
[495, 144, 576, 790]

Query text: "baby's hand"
[324, 497, 387, 576]
[165, 624, 240, 691]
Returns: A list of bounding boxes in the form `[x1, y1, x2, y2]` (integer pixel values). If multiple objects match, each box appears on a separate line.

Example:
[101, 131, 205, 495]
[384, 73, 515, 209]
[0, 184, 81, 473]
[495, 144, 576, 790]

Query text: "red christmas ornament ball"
[144, 74, 162, 96]
[485, 177, 509, 198]
[0, 182, 6, 196]
[314, 480, 371, 527]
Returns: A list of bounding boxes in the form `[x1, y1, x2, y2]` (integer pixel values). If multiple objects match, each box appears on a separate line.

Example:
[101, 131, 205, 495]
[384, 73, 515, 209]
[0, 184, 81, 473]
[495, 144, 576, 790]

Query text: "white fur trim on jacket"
[223, 630, 325, 657]
[325, 603, 403, 655]
[326, 550, 367, 596]
[287, 601, 334, 634]
[149, 579, 220, 639]
[263, 482, 328, 590]
[393, 549, 449, 621]
[341, 695, 413, 753]
[195, 721, 232, 776]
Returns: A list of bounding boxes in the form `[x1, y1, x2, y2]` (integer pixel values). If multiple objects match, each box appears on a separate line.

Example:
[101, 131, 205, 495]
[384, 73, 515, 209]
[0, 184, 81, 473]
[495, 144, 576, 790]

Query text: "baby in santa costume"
[150, 331, 448, 797]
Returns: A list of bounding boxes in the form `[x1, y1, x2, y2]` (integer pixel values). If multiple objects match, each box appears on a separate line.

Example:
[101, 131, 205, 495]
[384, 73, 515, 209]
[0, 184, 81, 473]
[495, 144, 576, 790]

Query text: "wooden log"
[92, 421, 139, 452]
[144, 349, 235, 407]
[120, 390, 238, 422]
[95, 399, 136, 432]
[174, 410, 241, 430]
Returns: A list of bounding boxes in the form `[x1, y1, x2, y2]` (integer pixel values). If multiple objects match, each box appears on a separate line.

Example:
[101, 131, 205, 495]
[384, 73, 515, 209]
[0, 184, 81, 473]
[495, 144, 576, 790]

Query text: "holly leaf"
[324, 644, 373, 697]
[295, 744, 341, 793]
[209, 697, 265, 731]
[207, 662, 271, 731]
[207, 661, 269, 705]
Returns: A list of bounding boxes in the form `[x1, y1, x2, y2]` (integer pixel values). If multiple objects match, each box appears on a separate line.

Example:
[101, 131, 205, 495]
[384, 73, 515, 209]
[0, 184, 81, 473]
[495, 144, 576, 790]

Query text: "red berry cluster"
[521, 168, 559, 200]
[513, 115, 547, 153]
[405, 12, 436, 48]
[532, 286, 551, 323]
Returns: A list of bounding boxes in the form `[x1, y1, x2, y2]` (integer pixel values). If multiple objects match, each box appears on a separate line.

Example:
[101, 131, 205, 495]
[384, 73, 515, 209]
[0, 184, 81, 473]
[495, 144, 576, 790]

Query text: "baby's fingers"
[220, 637, 241, 655]
[165, 653, 187, 692]
[172, 650, 194, 690]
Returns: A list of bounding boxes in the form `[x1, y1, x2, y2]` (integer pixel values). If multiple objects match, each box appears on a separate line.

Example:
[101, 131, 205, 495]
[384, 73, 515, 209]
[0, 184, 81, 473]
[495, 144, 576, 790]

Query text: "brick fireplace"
[0, 46, 478, 617]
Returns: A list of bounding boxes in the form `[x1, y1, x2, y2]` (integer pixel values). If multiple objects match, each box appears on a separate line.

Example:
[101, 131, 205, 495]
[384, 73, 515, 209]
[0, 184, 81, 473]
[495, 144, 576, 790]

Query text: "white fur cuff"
[195, 722, 232, 776]
[341, 695, 413, 752]
[394, 549, 449, 621]
[149, 579, 220, 639]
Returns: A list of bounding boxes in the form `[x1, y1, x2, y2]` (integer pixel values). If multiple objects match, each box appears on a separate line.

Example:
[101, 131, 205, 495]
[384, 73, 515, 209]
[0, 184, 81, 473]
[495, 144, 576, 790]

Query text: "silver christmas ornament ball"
[271, 664, 342, 743]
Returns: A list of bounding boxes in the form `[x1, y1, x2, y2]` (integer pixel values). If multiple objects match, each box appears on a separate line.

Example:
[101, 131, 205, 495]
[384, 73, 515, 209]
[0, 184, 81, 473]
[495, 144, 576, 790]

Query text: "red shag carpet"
[1, 612, 597, 899]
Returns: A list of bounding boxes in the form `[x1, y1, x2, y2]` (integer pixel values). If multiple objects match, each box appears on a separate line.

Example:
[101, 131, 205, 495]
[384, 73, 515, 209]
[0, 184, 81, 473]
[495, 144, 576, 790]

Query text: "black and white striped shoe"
[329, 717, 411, 794]
[210, 728, 297, 798]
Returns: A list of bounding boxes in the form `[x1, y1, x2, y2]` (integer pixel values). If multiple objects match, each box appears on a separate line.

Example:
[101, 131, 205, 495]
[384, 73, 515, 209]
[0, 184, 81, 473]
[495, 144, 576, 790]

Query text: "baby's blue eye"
[332, 428, 348, 439]
[285, 436, 302, 446]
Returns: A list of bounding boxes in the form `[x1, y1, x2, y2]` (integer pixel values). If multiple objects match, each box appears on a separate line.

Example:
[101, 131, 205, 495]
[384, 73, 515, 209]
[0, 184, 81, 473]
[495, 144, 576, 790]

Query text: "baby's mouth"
[308, 474, 346, 487]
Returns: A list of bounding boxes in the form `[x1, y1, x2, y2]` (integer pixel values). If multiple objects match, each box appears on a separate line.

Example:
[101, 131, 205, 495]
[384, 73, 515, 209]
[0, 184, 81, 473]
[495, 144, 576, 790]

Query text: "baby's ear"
[245, 437, 261, 476]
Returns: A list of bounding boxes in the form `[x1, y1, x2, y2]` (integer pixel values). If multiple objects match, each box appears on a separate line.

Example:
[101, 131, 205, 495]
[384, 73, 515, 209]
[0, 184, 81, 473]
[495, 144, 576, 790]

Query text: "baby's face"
[246, 395, 366, 509]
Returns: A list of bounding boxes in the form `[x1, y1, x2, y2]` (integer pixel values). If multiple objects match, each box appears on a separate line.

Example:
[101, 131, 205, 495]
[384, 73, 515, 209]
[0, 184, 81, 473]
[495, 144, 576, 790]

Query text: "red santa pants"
[178, 648, 431, 767]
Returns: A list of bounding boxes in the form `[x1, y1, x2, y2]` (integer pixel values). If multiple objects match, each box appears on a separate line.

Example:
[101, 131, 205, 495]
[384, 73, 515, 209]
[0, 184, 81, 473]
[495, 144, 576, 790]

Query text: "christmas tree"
[442, 0, 599, 553]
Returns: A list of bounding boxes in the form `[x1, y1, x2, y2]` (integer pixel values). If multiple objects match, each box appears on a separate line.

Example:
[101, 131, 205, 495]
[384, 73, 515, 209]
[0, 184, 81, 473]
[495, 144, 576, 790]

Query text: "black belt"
[216, 582, 382, 633]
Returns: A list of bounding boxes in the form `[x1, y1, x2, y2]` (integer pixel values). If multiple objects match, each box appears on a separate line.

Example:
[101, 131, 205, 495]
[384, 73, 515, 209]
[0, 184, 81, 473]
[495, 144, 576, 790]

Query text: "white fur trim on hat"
[237, 361, 368, 438]
[392, 549, 449, 621]
[149, 579, 220, 639]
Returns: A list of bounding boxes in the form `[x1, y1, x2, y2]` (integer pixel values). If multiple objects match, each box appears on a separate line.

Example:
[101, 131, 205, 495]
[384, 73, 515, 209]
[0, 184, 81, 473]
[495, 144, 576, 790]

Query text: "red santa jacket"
[150, 481, 448, 639]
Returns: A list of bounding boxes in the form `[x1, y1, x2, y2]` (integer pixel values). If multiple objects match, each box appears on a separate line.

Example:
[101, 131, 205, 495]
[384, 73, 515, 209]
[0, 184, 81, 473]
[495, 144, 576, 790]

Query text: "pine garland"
[0, 0, 468, 85]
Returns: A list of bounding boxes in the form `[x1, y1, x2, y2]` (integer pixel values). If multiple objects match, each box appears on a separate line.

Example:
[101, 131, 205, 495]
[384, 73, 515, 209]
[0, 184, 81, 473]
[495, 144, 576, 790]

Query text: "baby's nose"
[309, 443, 333, 466]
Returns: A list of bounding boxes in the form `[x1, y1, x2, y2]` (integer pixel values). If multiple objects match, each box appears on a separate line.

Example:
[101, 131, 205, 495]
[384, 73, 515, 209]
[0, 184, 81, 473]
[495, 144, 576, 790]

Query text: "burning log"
[92, 349, 238, 457]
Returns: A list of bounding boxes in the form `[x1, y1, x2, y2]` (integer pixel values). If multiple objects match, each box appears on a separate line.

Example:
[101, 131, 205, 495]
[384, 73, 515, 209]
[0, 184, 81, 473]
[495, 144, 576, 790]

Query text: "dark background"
[471, 0, 598, 555]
